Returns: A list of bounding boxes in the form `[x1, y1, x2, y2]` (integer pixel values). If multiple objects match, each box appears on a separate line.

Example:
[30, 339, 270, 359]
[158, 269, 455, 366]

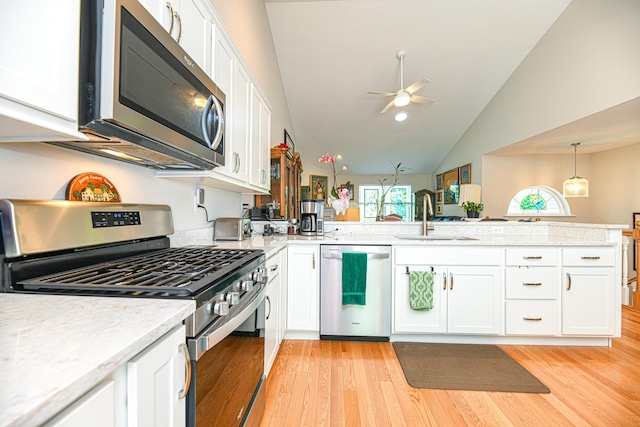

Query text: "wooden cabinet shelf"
[255, 148, 303, 220]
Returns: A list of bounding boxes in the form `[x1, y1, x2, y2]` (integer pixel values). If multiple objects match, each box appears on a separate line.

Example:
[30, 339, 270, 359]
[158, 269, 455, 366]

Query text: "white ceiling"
[264, 0, 637, 174]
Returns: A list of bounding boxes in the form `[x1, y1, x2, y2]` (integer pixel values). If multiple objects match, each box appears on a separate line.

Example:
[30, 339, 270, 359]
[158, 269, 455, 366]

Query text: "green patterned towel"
[342, 252, 367, 305]
[409, 271, 434, 311]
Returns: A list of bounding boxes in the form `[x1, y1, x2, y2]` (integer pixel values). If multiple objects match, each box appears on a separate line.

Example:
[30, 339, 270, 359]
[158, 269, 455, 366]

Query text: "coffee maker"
[300, 200, 317, 236]
[300, 200, 325, 236]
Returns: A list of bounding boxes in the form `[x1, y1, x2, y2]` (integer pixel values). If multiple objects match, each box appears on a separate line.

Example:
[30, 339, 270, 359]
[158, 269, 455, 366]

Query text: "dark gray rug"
[392, 342, 550, 393]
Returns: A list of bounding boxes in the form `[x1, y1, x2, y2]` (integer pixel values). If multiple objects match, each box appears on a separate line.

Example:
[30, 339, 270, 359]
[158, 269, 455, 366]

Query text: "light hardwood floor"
[260, 307, 640, 426]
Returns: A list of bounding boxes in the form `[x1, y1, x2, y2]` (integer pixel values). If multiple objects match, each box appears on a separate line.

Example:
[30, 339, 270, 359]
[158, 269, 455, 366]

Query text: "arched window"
[506, 185, 573, 217]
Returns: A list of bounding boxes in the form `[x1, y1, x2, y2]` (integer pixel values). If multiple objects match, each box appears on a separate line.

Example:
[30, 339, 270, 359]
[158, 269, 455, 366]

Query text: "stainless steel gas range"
[0, 199, 267, 427]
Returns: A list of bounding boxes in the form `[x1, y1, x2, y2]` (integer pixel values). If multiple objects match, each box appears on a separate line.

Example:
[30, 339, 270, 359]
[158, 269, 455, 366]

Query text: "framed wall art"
[459, 163, 472, 184]
[284, 129, 295, 152]
[310, 175, 328, 200]
[301, 185, 310, 200]
[436, 173, 444, 190]
[443, 168, 459, 204]
[436, 190, 444, 204]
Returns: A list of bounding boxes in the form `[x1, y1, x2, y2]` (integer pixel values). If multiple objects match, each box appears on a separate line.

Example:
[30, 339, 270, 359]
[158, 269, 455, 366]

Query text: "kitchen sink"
[394, 235, 478, 241]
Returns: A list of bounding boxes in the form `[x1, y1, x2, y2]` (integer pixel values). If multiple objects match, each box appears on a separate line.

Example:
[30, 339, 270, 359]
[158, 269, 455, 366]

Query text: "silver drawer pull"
[580, 256, 601, 260]
[522, 256, 542, 260]
[522, 282, 542, 286]
[322, 253, 390, 260]
[523, 317, 542, 321]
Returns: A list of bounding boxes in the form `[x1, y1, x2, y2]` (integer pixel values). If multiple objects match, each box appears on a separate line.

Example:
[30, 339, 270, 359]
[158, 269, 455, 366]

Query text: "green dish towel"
[409, 271, 434, 311]
[342, 252, 368, 305]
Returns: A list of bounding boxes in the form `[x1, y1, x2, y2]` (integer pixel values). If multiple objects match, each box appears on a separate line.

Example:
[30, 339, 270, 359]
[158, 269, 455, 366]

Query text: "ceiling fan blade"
[405, 78, 431, 95]
[380, 99, 395, 114]
[367, 90, 396, 96]
[410, 94, 435, 105]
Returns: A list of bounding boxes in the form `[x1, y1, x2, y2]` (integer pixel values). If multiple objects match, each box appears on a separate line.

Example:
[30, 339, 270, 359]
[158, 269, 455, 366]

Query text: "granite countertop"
[0, 294, 195, 427]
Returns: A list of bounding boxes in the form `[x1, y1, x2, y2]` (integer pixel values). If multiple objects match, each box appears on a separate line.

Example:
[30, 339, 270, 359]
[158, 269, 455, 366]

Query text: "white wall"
[436, 0, 640, 219]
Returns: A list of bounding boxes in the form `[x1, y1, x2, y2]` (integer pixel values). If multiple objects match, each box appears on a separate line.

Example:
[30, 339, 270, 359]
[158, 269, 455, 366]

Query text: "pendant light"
[563, 142, 589, 197]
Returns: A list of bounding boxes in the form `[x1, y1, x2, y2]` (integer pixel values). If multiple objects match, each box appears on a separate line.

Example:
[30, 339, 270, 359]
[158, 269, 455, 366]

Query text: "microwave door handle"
[201, 95, 225, 150]
[210, 95, 225, 150]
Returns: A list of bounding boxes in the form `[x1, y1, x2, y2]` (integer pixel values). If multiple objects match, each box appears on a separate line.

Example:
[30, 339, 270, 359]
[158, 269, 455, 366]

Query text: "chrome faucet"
[423, 194, 434, 236]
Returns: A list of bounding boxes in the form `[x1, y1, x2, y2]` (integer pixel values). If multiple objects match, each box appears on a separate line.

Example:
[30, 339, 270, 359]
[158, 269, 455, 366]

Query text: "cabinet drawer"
[394, 247, 501, 266]
[505, 248, 559, 266]
[505, 268, 559, 299]
[562, 247, 615, 267]
[505, 300, 559, 335]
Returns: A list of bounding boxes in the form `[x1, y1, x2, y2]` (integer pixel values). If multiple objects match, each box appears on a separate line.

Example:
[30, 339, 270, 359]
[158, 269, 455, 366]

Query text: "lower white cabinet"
[264, 248, 283, 375]
[287, 245, 319, 332]
[127, 325, 189, 427]
[45, 381, 116, 427]
[394, 265, 503, 334]
[561, 247, 617, 336]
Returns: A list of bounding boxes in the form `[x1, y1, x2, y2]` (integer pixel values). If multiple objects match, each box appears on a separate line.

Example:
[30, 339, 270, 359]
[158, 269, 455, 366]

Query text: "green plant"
[376, 161, 409, 219]
[461, 201, 484, 212]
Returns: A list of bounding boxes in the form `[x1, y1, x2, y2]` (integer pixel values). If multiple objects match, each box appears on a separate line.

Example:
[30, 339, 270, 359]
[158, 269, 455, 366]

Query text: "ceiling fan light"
[393, 91, 410, 107]
[394, 111, 408, 122]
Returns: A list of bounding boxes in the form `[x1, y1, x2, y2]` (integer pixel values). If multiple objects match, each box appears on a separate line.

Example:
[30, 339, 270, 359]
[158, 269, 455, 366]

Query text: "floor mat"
[392, 342, 550, 393]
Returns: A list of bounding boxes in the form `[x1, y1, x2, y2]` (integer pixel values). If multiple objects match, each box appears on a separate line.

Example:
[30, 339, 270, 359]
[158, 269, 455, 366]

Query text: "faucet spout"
[423, 194, 434, 236]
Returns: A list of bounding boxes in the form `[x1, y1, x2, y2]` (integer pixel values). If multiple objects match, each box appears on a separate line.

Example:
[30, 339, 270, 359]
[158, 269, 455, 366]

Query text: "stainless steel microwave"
[52, 0, 225, 170]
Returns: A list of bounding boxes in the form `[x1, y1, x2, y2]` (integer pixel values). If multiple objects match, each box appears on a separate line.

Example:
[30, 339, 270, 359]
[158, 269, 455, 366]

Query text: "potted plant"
[461, 201, 484, 218]
[376, 161, 409, 221]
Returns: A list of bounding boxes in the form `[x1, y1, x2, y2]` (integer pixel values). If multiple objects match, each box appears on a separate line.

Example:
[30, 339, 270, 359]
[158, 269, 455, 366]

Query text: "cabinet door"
[393, 266, 447, 333]
[127, 325, 188, 427]
[287, 245, 319, 331]
[250, 88, 271, 190]
[279, 247, 289, 341]
[447, 266, 503, 334]
[265, 251, 281, 375]
[562, 267, 616, 335]
[0, 1, 81, 141]
[166, 0, 210, 72]
[229, 61, 251, 181]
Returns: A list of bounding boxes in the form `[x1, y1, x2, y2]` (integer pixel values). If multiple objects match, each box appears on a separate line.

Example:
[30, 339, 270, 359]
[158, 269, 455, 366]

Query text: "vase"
[467, 211, 480, 218]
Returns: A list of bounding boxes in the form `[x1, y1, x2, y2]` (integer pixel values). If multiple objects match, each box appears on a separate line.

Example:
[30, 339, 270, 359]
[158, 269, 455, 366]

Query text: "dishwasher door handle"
[322, 253, 390, 260]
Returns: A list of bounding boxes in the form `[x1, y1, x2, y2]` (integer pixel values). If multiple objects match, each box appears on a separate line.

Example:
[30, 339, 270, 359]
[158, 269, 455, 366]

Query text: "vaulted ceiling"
[264, 0, 640, 175]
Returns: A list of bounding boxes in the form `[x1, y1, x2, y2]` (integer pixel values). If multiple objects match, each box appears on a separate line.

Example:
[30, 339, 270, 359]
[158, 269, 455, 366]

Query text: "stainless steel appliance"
[300, 200, 317, 236]
[0, 199, 266, 427]
[53, 0, 226, 170]
[320, 245, 392, 341]
[315, 200, 325, 236]
[214, 217, 252, 241]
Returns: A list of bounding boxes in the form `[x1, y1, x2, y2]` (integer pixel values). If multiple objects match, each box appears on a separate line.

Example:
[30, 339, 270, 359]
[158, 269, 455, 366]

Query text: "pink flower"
[318, 153, 348, 197]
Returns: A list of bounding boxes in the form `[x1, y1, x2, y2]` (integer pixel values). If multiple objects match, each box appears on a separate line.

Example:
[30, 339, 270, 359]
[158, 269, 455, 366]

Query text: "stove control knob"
[208, 301, 229, 316]
[225, 292, 240, 305]
[240, 280, 254, 292]
[252, 268, 267, 284]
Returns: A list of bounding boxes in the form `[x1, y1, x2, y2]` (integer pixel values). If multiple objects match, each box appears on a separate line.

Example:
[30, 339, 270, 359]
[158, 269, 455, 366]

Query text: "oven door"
[186, 285, 267, 427]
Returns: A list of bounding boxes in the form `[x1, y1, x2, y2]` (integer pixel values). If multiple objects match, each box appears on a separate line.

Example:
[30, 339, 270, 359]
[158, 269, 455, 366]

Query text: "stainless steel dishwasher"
[320, 245, 392, 341]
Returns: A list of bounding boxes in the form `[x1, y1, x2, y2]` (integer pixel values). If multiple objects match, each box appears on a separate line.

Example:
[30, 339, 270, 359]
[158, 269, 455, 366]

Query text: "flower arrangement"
[319, 153, 348, 197]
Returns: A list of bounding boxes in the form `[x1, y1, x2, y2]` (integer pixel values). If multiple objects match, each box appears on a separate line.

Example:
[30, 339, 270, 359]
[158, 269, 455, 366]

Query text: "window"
[506, 185, 572, 217]
[358, 185, 412, 221]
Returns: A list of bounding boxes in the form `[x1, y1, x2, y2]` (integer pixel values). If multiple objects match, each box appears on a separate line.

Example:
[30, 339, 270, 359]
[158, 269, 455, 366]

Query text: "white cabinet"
[0, 1, 85, 142]
[250, 88, 272, 191]
[504, 248, 561, 336]
[562, 247, 616, 336]
[140, 0, 211, 72]
[393, 247, 503, 335]
[45, 381, 116, 427]
[127, 325, 189, 427]
[265, 249, 282, 375]
[287, 245, 319, 332]
[279, 247, 289, 341]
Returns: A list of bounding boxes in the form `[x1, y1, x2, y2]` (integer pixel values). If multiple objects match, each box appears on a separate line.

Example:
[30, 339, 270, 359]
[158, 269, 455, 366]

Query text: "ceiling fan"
[368, 49, 435, 114]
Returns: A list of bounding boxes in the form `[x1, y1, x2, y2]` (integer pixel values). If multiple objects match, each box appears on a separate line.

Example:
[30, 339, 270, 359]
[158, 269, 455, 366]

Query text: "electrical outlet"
[491, 226, 504, 234]
[194, 187, 204, 211]
[334, 225, 344, 233]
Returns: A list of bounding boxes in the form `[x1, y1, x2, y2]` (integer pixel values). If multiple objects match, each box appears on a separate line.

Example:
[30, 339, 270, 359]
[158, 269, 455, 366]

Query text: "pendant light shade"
[563, 142, 589, 197]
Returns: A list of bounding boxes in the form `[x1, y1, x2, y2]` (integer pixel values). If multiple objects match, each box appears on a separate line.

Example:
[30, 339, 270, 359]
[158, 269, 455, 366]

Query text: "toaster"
[214, 218, 252, 241]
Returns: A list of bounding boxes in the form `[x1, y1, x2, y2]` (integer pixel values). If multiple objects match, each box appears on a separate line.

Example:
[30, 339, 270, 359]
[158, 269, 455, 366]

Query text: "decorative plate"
[66, 172, 121, 202]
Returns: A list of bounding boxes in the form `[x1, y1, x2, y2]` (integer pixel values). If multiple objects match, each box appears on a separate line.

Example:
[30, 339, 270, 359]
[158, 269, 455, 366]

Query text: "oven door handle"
[189, 285, 267, 361]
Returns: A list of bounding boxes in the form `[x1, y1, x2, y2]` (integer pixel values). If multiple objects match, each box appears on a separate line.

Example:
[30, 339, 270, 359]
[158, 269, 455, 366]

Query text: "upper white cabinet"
[140, 0, 211, 72]
[250, 87, 272, 190]
[0, 1, 86, 142]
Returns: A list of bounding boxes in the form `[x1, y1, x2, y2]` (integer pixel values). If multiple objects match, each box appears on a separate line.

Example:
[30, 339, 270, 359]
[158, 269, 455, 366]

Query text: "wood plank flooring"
[260, 307, 640, 426]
